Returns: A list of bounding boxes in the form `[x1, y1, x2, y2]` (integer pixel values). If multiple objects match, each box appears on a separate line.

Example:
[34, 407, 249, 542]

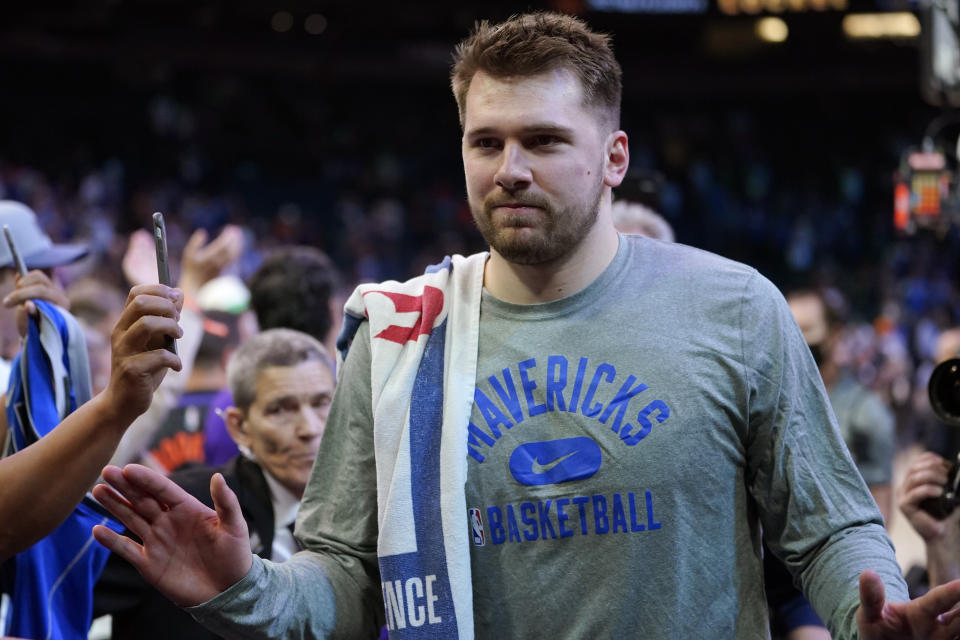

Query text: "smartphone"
[152, 212, 178, 355]
[3, 225, 28, 277]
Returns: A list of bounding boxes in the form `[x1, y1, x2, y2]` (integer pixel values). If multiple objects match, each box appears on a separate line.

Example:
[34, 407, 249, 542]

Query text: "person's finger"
[91, 483, 153, 540]
[115, 296, 178, 336]
[114, 315, 183, 358]
[115, 349, 183, 379]
[98, 467, 167, 524]
[210, 473, 246, 536]
[202, 226, 243, 263]
[123, 463, 199, 511]
[936, 601, 960, 625]
[905, 456, 952, 478]
[123, 284, 182, 309]
[919, 577, 960, 617]
[904, 466, 951, 489]
[3, 284, 70, 309]
[901, 484, 948, 511]
[182, 228, 208, 260]
[92, 524, 147, 572]
[858, 570, 886, 623]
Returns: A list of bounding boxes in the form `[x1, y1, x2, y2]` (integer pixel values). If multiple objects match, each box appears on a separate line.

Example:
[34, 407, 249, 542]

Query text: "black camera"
[920, 358, 960, 519]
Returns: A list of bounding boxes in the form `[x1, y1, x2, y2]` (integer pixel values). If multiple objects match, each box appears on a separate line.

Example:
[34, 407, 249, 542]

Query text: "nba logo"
[469, 508, 485, 546]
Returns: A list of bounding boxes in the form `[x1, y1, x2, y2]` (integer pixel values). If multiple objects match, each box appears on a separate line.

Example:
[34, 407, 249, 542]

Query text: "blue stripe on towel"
[378, 318, 459, 637]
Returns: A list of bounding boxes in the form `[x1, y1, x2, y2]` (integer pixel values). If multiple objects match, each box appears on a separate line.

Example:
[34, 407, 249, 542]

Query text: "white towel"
[337, 252, 487, 639]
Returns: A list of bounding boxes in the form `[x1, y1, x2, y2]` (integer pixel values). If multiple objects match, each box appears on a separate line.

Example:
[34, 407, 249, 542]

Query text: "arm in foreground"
[0, 284, 182, 561]
[92, 464, 343, 639]
[96, 321, 384, 639]
[92, 464, 253, 607]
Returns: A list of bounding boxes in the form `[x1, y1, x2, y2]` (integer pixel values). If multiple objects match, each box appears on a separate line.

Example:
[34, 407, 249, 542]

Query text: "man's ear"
[603, 130, 629, 189]
[224, 407, 251, 448]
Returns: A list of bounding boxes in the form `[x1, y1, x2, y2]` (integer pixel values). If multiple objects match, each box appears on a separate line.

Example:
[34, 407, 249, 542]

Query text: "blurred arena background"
[0, 0, 957, 449]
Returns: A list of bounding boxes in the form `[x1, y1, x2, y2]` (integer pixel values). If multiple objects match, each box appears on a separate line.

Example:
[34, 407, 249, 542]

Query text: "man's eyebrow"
[465, 123, 575, 138]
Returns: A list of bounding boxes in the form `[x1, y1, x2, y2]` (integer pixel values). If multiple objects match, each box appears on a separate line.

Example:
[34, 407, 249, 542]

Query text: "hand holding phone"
[153, 212, 178, 356]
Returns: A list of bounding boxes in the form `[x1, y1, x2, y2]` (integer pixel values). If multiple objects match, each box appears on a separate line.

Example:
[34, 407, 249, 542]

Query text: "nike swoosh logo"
[509, 437, 602, 486]
[531, 450, 579, 474]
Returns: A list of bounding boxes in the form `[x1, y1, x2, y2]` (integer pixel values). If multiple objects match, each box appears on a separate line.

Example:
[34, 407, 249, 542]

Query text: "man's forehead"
[254, 361, 334, 396]
[463, 68, 588, 128]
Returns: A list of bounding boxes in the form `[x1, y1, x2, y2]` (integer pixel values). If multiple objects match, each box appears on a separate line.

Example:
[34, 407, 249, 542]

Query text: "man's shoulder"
[625, 235, 757, 279]
[622, 235, 768, 301]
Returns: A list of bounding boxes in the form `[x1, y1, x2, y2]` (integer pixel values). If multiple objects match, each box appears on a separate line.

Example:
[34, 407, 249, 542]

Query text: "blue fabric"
[7, 500, 122, 640]
[777, 594, 826, 631]
[2, 301, 122, 640]
[6, 300, 76, 452]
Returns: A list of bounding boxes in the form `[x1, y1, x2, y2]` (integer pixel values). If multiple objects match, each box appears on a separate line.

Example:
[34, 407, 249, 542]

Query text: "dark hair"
[248, 246, 340, 344]
[195, 310, 242, 370]
[450, 12, 622, 130]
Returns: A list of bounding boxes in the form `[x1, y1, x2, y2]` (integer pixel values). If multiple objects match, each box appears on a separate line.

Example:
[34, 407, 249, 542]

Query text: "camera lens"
[930, 358, 960, 427]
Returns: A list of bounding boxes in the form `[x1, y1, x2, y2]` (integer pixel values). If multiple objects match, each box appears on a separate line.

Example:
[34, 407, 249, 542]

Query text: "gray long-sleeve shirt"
[191, 236, 907, 639]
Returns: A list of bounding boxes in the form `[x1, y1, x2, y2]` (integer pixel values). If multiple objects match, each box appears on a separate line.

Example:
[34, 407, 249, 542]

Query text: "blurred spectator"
[0, 200, 86, 388]
[788, 287, 897, 523]
[202, 245, 343, 466]
[611, 199, 675, 242]
[140, 309, 241, 473]
[247, 246, 342, 354]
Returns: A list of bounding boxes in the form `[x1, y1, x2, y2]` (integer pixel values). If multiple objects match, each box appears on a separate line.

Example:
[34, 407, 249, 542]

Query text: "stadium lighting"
[271, 11, 294, 33]
[842, 12, 921, 39]
[756, 17, 789, 41]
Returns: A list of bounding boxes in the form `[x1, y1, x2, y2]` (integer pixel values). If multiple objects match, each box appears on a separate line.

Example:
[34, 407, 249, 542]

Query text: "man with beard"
[91, 12, 960, 640]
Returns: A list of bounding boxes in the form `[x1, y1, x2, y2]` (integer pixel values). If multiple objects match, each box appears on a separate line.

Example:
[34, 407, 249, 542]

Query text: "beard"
[470, 179, 605, 266]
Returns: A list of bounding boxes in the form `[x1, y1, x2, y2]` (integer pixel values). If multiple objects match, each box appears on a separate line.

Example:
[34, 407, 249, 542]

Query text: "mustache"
[484, 193, 551, 210]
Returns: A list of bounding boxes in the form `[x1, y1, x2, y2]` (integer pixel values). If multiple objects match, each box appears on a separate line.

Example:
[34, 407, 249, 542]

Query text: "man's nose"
[494, 141, 532, 191]
[295, 406, 325, 440]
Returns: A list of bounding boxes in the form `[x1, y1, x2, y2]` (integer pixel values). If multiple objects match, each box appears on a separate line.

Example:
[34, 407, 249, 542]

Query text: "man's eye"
[475, 138, 500, 149]
[532, 135, 560, 147]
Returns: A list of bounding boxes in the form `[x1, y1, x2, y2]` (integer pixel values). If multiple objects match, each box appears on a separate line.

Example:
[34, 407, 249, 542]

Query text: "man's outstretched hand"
[92, 464, 254, 607]
[857, 569, 960, 638]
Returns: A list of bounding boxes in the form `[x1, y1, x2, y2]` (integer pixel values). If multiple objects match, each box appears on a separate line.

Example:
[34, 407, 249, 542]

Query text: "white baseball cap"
[0, 200, 88, 269]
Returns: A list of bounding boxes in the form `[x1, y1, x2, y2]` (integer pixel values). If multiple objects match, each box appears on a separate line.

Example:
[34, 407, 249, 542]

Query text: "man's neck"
[483, 216, 620, 305]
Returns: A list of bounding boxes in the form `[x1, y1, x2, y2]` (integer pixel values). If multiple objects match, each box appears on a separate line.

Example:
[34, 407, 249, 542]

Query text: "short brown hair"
[450, 12, 622, 130]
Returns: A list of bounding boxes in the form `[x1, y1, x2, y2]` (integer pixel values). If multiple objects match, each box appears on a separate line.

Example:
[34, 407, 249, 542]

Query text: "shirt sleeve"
[188, 322, 384, 639]
[739, 272, 907, 640]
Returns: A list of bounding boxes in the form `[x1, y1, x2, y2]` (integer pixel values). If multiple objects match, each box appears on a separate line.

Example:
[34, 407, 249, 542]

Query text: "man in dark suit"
[94, 328, 335, 639]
